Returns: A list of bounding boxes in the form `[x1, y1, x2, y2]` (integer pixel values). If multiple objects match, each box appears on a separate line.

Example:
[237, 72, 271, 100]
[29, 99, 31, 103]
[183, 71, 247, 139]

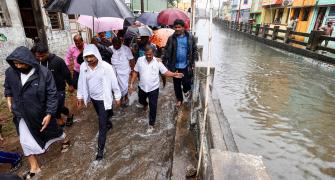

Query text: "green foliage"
[168, 0, 180, 7]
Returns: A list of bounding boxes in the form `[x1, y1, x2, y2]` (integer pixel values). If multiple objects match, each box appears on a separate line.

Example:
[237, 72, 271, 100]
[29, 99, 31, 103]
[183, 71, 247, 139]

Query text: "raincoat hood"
[83, 44, 103, 62]
[6, 46, 39, 70]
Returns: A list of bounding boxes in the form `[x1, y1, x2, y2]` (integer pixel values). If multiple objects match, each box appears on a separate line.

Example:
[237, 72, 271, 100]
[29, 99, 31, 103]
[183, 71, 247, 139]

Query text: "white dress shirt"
[110, 45, 133, 73]
[86, 66, 104, 100]
[134, 56, 168, 93]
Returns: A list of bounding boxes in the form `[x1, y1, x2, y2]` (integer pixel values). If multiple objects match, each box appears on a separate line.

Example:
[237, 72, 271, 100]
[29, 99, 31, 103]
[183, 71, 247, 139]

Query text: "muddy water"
[196, 19, 335, 180]
[15, 83, 177, 180]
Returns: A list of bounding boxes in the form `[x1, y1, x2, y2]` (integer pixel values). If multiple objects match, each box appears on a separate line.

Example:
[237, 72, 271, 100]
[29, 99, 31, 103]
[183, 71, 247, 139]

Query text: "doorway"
[314, 7, 327, 30]
[17, 0, 47, 45]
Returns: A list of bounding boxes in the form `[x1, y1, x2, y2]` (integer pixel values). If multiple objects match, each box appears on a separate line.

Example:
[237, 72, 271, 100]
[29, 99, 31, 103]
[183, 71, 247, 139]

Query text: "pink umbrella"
[77, 15, 124, 32]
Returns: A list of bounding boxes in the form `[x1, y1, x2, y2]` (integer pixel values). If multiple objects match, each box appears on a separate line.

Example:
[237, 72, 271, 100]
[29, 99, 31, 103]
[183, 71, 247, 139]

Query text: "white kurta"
[19, 68, 65, 156]
[110, 45, 134, 96]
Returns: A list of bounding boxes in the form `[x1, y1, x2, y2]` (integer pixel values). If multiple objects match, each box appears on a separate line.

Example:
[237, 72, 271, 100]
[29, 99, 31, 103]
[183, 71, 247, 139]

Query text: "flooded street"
[196, 19, 335, 180]
[13, 83, 177, 179]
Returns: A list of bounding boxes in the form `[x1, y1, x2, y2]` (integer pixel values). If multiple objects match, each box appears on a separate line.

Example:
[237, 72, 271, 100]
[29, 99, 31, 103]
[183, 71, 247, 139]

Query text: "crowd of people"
[0, 19, 198, 179]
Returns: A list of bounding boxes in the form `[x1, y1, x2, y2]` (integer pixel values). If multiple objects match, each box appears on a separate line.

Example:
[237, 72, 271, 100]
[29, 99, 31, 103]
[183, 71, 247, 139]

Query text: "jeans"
[91, 99, 113, 151]
[0, 151, 21, 166]
[173, 67, 192, 102]
[56, 91, 70, 119]
[138, 88, 159, 126]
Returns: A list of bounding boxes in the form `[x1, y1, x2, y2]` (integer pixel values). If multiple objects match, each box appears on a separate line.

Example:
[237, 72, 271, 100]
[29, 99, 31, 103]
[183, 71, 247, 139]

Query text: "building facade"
[130, 0, 168, 13]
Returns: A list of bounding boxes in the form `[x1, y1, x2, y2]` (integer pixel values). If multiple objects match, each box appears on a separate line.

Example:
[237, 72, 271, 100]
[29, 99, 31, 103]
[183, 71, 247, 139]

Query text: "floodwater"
[15, 83, 177, 179]
[195, 19, 335, 180]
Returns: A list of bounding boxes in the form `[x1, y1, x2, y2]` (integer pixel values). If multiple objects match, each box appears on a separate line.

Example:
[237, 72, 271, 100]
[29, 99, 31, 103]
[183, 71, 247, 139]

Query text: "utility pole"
[141, 0, 144, 13]
[235, 0, 243, 23]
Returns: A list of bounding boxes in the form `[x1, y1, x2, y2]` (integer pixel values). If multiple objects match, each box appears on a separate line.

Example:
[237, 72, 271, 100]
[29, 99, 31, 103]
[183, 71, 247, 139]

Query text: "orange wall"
[292, 0, 316, 7]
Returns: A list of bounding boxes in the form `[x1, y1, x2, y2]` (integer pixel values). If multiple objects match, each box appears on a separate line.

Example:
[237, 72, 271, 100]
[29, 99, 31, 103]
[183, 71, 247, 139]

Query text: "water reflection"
[196, 19, 335, 180]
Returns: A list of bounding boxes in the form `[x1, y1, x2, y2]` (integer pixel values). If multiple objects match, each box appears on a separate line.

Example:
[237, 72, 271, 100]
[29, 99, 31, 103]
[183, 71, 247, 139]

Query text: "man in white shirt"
[77, 44, 121, 160]
[110, 37, 134, 106]
[129, 46, 183, 133]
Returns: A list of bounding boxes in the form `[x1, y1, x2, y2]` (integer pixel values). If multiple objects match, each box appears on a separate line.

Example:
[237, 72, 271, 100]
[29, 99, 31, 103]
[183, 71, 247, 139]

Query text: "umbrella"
[45, 0, 134, 19]
[157, 8, 190, 29]
[137, 12, 159, 27]
[150, 28, 175, 48]
[77, 15, 124, 32]
[124, 25, 153, 40]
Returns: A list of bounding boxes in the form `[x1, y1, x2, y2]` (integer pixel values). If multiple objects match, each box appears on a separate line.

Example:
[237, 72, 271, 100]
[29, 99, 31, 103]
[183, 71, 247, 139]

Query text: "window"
[42, 0, 64, 30]
[0, 0, 11, 27]
[293, 8, 300, 19]
[329, 6, 335, 16]
[47, 12, 64, 29]
[302, 8, 311, 21]
[68, 14, 76, 20]
[244, 0, 248, 4]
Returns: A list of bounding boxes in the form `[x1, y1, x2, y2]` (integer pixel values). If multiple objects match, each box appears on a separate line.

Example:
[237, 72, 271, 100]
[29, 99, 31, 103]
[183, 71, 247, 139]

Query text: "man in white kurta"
[110, 37, 134, 105]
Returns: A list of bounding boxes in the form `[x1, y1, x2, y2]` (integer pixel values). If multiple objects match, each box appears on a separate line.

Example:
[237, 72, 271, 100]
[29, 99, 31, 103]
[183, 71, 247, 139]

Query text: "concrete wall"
[0, 0, 26, 75]
[39, 0, 72, 57]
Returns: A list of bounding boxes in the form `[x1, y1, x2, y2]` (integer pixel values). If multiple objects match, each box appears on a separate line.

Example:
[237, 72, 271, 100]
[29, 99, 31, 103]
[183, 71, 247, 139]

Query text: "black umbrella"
[45, 0, 134, 19]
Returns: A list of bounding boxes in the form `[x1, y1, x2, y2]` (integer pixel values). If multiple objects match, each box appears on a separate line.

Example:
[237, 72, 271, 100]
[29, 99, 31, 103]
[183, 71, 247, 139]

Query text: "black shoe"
[65, 114, 74, 127]
[107, 121, 113, 131]
[96, 150, 103, 161]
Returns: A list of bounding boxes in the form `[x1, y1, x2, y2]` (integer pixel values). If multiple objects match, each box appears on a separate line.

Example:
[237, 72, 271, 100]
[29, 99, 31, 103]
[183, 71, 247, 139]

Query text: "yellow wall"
[292, 0, 316, 7]
[290, 7, 315, 40]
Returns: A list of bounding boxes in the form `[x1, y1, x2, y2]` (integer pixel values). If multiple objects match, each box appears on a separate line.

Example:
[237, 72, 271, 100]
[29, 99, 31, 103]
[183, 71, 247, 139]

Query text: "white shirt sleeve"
[109, 67, 122, 101]
[125, 46, 134, 60]
[76, 65, 85, 99]
[158, 61, 168, 74]
[134, 61, 139, 72]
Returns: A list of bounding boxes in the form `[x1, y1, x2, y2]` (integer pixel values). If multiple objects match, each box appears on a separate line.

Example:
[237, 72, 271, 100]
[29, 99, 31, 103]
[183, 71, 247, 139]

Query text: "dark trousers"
[56, 91, 70, 119]
[173, 67, 192, 102]
[138, 87, 159, 126]
[73, 71, 79, 89]
[0, 151, 21, 166]
[91, 99, 113, 151]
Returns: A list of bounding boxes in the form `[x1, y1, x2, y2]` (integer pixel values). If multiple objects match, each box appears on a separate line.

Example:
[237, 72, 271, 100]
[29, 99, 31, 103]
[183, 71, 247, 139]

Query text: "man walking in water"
[65, 35, 86, 89]
[77, 44, 121, 160]
[5, 46, 65, 179]
[163, 19, 198, 107]
[129, 46, 184, 133]
[34, 43, 75, 127]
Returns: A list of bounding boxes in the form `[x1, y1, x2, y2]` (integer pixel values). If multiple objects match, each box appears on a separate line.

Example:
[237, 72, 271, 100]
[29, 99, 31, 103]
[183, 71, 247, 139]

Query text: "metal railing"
[216, 19, 335, 54]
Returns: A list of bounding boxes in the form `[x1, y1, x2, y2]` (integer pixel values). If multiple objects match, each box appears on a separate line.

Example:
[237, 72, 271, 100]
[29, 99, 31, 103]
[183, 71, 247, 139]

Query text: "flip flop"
[61, 140, 70, 153]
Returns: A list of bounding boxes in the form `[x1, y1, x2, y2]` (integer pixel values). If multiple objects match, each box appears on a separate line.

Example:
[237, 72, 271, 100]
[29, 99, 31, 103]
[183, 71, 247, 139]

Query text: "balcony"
[262, 0, 283, 6]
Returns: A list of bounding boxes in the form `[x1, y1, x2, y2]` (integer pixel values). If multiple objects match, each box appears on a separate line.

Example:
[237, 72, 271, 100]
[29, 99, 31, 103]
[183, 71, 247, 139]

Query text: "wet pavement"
[196, 19, 335, 180]
[1, 83, 184, 179]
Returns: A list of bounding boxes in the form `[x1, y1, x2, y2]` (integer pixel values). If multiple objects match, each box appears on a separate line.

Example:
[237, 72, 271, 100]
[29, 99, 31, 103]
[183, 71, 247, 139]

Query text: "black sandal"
[23, 169, 40, 180]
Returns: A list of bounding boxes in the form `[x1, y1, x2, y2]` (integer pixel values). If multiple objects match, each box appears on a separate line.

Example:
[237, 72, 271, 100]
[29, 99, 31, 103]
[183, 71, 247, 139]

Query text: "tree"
[167, 0, 180, 7]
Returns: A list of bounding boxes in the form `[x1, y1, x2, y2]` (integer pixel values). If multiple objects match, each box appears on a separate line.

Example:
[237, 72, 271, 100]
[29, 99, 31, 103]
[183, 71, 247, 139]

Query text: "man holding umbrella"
[163, 19, 198, 107]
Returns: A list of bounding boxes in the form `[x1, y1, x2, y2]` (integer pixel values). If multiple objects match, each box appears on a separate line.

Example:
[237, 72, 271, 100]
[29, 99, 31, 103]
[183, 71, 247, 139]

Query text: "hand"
[6, 97, 12, 113]
[40, 114, 51, 132]
[115, 100, 121, 108]
[68, 86, 75, 93]
[77, 99, 83, 109]
[7, 102, 12, 113]
[174, 72, 184, 78]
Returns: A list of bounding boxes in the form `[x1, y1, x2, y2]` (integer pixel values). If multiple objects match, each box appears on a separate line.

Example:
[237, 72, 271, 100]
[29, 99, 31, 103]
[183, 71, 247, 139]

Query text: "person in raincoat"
[110, 37, 134, 105]
[77, 44, 121, 161]
[4, 46, 65, 179]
